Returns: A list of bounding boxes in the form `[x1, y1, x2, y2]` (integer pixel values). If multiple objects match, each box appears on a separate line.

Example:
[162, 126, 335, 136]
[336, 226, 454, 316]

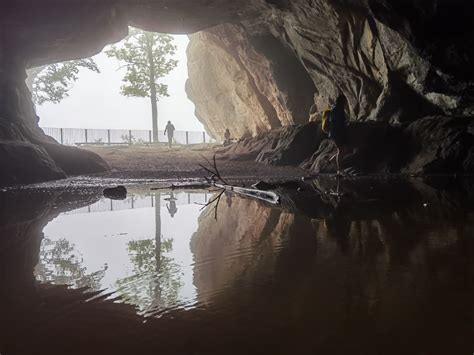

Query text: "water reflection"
[35, 191, 207, 312]
[0, 179, 472, 354]
[35, 237, 107, 291]
[165, 192, 178, 218]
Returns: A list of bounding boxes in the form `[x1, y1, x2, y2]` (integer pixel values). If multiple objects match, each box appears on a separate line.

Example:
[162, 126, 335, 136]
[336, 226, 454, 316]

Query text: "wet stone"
[103, 185, 127, 200]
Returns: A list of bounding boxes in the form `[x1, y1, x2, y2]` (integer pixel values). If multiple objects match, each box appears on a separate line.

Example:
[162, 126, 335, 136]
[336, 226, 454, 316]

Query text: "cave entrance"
[30, 28, 211, 148]
[3, 3, 315, 186]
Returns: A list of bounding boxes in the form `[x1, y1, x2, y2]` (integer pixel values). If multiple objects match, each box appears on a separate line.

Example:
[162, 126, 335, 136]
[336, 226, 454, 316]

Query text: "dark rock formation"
[403, 116, 474, 174]
[188, 178, 472, 354]
[0, 0, 473, 184]
[0, 57, 109, 186]
[103, 185, 127, 200]
[303, 122, 408, 174]
[216, 122, 324, 165]
[188, 0, 473, 132]
[220, 116, 474, 175]
[0, 141, 65, 185]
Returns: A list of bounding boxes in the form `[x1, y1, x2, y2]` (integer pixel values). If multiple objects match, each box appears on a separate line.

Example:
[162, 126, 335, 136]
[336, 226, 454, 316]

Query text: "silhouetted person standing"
[329, 95, 350, 174]
[166, 192, 178, 218]
[223, 128, 231, 146]
[164, 121, 175, 148]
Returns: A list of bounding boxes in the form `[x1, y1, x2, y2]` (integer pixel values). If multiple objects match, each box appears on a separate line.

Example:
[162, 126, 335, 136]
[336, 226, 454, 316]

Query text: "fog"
[36, 35, 204, 132]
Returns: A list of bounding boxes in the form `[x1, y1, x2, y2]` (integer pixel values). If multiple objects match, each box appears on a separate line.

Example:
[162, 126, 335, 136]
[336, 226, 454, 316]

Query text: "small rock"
[103, 185, 127, 200]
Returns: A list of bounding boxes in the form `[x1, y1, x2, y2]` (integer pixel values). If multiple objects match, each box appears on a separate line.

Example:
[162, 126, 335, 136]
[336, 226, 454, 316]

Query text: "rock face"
[403, 116, 474, 174]
[186, 24, 316, 140]
[0, 0, 473, 184]
[190, 194, 296, 302]
[187, 0, 473, 136]
[0, 62, 110, 186]
[217, 122, 324, 166]
[302, 122, 408, 174]
[188, 179, 473, 354]
[319, 116, 474, 175]
[218, 116, 474, 175]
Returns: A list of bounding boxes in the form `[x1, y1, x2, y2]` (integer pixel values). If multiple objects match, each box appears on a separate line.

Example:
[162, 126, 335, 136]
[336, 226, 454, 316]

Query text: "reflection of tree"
[117, 238, 182, 311]
[115, 194, 183, 312]
[35, 238, 107, 291]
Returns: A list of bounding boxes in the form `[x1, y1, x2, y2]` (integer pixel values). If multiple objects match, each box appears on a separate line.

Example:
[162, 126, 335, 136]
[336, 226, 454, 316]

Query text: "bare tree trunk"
[146, 35, 159, 143]
[154, 193, 162, 304]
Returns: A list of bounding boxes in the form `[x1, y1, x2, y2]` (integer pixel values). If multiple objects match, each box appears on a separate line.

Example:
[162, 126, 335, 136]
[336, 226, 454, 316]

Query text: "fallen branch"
[199, 154, 228, 185]
[215, 184, 280, 205]
[150, 183, 211, 191]
[195, 189, 225, 220]
[198, 154, 280, 208]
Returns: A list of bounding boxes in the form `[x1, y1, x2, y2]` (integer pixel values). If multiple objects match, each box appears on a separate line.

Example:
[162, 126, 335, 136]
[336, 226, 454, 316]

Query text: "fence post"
[186, 131, 189, 145]
[60, 128, 64, 144]
[149, 130, 152, 144]
[129, 129, 132, 144]
[107, 129, 111, 144]
[203, 132, 206, 144]
[85, 129, 88, 143]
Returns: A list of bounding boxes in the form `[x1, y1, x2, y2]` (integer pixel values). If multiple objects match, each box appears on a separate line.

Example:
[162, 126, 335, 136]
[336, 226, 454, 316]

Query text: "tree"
[115, 195, 183, 311]
[105, 28, 178, 143]
[35, 237, 107, 291]
[28, 58, 100, 105]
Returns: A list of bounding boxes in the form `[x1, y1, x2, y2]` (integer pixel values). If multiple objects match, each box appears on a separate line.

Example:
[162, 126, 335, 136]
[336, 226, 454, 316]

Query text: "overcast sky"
[36, 35, 204, 132]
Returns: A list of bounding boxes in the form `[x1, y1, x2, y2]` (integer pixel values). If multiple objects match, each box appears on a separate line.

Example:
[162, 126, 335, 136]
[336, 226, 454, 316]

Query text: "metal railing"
[65, 192, 210, 215]
[41, 127, 215, 146]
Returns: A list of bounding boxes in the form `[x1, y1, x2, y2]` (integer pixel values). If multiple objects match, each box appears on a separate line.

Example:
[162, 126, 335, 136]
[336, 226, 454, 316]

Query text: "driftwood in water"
[197, 154, 281, 205]
[150, 183, 211, 191]
[215, 184, 280, 205]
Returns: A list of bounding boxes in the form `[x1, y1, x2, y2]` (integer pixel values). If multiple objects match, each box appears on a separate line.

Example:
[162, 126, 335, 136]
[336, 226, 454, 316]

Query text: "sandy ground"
[84, 144, 308, 183]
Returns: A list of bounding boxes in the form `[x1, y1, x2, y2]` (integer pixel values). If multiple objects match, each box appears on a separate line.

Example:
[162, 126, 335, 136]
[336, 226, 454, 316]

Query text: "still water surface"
[0, 180, 472, 354]
[36, 192, 208, 313]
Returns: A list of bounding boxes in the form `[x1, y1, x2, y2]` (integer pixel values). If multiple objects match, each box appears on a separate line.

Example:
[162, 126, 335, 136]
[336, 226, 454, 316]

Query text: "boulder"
[216, 122, 323, 166]
[103, 186, 127, 200]
[302, 122, 407, 174]
[403, 116, 474, 174]
[0, 141, 65, 186]
[42, 143, 110, 176]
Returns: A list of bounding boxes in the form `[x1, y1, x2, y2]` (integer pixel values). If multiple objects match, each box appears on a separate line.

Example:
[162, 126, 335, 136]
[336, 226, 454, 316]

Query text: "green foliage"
[35, 237, 107, 291]
[115, 237, 183, 311]
[32, 58, 100, 105]
[105, 28, 178, 101]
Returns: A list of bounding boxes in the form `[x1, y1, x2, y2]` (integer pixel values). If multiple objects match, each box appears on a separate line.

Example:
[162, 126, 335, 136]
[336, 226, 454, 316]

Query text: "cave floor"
[83, 144, 308, 183]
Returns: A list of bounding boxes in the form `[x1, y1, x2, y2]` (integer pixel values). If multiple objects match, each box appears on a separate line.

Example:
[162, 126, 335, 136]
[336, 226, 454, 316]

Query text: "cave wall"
[0, 0, 473, 184]
[187, 0, 473, 138]
[186, 24, 316, 140]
